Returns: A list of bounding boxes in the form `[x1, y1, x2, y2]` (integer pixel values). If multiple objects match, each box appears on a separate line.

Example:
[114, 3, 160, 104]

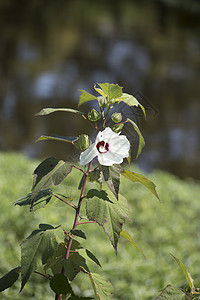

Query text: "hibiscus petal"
[109, 135, 130, 156]
[79, 144, 98, 165]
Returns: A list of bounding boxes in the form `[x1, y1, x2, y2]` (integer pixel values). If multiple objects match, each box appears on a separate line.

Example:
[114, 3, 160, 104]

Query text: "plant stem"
[55, 160, 93, 300]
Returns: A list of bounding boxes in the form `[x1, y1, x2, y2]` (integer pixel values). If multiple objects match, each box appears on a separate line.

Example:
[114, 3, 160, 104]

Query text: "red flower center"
[96, 141, 109, 154]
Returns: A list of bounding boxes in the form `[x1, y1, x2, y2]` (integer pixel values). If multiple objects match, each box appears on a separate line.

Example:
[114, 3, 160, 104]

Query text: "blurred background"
[0, 0, 200, 179]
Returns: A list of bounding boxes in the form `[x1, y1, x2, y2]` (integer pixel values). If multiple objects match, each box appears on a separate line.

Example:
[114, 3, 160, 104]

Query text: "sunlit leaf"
[86, 189, 130, 253]
[35, 108, 84, 116]
[20, 224, 63, 292]
[36, 135, 77, 144]
[78, 90, 98, 107]
[155, 285, 185, 299]
[171, 254, 195, 294]
[0, 267, 21, 292]
[50, 274, 72, 295]
[14, 189, 52, 210]
[126, 118, 145, 158]
[101, 165, 122, 200]
[88, 273, 113, 300]
[98, 83, 123, 101]
[120, 230, 146, 259]
[117, 93, 146, 119]
[121, 169, 160, 201]
[94, 84, 107, 97]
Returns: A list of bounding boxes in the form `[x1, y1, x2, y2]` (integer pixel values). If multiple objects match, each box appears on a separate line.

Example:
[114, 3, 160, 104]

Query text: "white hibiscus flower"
[80, 127, 130, 166]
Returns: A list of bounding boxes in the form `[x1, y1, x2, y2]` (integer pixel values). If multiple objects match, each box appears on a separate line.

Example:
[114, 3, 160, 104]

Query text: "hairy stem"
[55, 160, 93, 300]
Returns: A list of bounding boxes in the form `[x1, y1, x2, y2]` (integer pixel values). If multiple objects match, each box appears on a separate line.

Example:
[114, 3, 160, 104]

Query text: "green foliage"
[36, 108, 84, 116]
[116, 93, 146, 119]
[88, 273, 113, 300]
[0, 267, 20, 292]
[36, 135, 77, 144]
[50, 274, 72, 295]
[126, 118, 145, 158]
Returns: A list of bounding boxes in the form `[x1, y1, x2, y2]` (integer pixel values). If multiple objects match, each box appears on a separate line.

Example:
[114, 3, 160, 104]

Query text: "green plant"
[0, 83, 159, 299]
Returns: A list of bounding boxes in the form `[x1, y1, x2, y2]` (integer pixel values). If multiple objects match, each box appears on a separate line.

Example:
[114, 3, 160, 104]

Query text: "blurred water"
[0, 0, 200, 178]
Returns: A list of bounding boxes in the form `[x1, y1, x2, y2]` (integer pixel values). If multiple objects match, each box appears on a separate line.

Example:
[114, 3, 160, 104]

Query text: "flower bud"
[88, 109, 101, 122]
[112, 123, 124, 133]
[111, 112, 122, 123]
[74, 134, 91, 151]
[98, 96, 109, 108]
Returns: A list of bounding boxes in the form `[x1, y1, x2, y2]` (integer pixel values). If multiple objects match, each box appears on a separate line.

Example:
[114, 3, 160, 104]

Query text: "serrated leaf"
[14, 189, 52, 211]
[0, 267, 21, 292]
[98, 83, 123, 101]
[101, 165, 122, 200]
[20, 224, 63, 292]
[44, 243, 66, 274]
[171, 254, 195, 294]
[94, 84, 107, 97]
[120, 230, 146, 259]
[35, 108, 84, 116]
[155, 285, 185, 299]
[71, 230, 86, 239]
[86, 189, 130, 253]
[126, 118, 145, 158]
[31, 157, 73, 209]
[88, 273, 113, 300]
[78, 249, 101, 268]
[36, 135, 77, 144]
[121, 169, 160, 201]
[78, 90, 98, 107]
[63, 259, 80, 281]
[50, 274, 72, 295]
[117, 93, 146, 119]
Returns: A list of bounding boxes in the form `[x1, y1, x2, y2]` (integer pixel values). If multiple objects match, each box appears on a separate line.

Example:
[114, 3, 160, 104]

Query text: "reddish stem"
[52, 193, 76, 209]
[77, 221, 96, 226]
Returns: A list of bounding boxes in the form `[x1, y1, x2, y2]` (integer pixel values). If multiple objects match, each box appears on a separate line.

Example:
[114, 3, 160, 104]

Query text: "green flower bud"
[111, 112, 122, 123]
[112, 123, 124, 133]
[88, 109, 101, 122]
[98, 96, 109, 108]
[74, 134, 91, 151]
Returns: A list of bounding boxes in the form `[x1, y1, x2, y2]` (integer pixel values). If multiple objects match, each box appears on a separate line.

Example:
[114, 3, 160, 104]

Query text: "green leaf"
[171, 254, 195, 294]
[14, 189, 52, 210]
[63, 259, 80, 281]
[69, 252, 90, 273]
[117, 93, 146, 119]
[31, 157, 73, 209]
[98, 83, 123, 101]
[78, 249, 101, 268]
[20, 224, 63, 292]
[101, 165, 122, 200]
[36, 135, 77, 144]
[121, 169, 160, 201]
[69, 296, 94, 300]
[88, 273, 113, 300]
[155, 285, 185, 299]
[71, 230, 86, 239]
[50, 274, 73, 295]
[126, 118, 145, 158]
[0, 267, 21, 292]
[86, 189, 130, 253]
[35, 108, 84, 116]
[44, 243, 66, 274]
[94, 84, 107, 97]
[120, 230, 146, 259]
[78, 90, 98, 107]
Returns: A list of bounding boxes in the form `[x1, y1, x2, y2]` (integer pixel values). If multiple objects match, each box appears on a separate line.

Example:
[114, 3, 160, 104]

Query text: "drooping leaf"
[116, 93, 146, 119]
[98, 83, 123, 101]
[121, 169, 160, 201]
[44, 243, 66, 275]
[78, 249, 101, 268]
[35, 108, 84, 116]
[126, 118, 145, 158]
[31, 157, 73, 208]
[63, 259, 80, 281]
[171, 254, 195, 294]
[86, 189, 130, 253]
[88, 273, 113, 300]
[36, 135, 77, 144]
[14, 189, 52, 210]
[120, 230, 146, 259]
[155, 285, 186, 299]
[69, 252, 90, 273]
[0, 267, 21, 292]
[101, 165, 122, 199]
[71, 230, 86, 239]
[78, 90, 98, 107]
[50, 274, 73, 295]
[20, 224, 63, 292]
